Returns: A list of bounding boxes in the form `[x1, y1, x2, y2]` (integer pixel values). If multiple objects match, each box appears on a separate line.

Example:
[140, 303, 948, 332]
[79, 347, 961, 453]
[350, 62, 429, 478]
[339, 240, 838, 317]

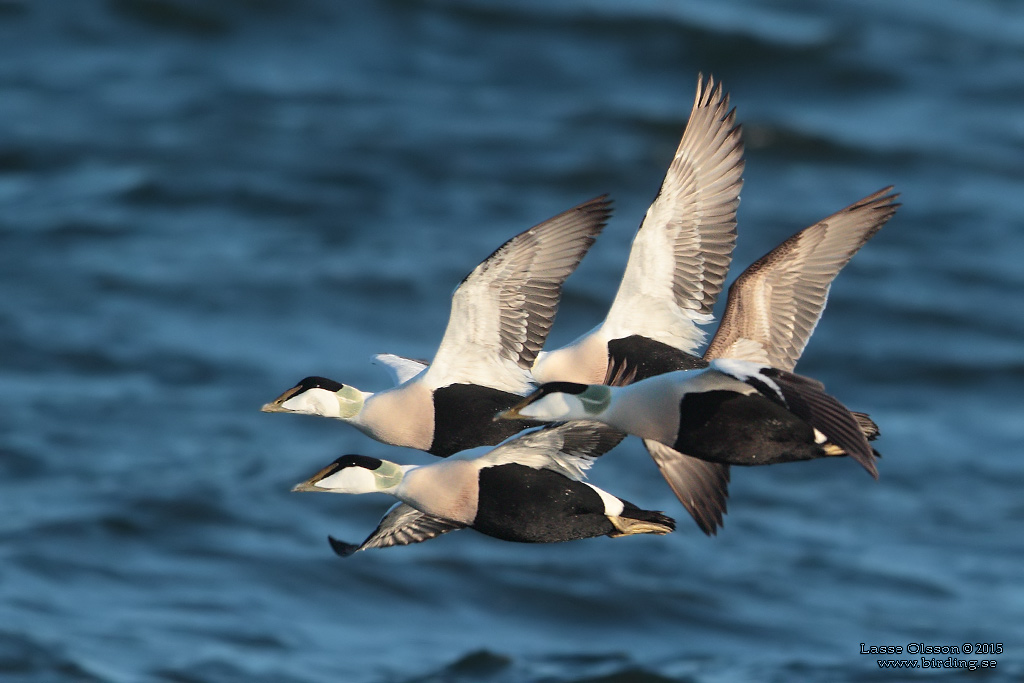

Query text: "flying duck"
[498, 358, 879, 476]
[363, 74, 746, 533]
[262, 196, 612, 456]
[631, 186, 898, 533]
[265, 72, 897, 535]
[292, 421, 675, 556]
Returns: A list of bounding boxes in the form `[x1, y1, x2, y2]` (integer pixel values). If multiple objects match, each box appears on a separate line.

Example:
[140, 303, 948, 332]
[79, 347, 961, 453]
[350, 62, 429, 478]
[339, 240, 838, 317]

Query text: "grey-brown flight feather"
[706, 187, 900, 367]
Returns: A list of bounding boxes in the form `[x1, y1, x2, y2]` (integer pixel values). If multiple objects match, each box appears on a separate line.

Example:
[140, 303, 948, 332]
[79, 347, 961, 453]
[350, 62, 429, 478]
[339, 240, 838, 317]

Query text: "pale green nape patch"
[336, 384, 365, 419]
[578, 385, 611, 415]
[374, 460, 405, 489]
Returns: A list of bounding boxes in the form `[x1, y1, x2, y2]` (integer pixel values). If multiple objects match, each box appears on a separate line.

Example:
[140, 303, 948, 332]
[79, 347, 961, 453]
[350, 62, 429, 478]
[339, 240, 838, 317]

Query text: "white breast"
[396, 460, 480, 525]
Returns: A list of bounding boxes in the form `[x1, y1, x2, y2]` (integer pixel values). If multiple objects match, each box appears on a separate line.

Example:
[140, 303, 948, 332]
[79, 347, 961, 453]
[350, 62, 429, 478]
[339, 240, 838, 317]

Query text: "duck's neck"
[395, 459, 479, 525]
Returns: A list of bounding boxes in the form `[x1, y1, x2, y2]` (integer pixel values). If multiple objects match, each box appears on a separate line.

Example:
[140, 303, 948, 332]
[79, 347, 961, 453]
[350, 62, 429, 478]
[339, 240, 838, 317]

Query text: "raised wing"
[706, 187, 899, 370]
[327, 502, 466, 557]
[425, 196, 612, 394]
[372, 353, 428, 386]
[477, 421, 625, 481]
[603, 73, 744, 353]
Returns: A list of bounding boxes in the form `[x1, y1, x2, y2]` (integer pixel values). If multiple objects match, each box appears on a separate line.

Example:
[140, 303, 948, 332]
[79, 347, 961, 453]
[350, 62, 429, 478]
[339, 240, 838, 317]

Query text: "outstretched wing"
[603, 73, 744, 353]
[425, 196, 612, 394]
[476, 421, 625, 481]
[706, 187, 899, 370]
[328, 503, 466, 557]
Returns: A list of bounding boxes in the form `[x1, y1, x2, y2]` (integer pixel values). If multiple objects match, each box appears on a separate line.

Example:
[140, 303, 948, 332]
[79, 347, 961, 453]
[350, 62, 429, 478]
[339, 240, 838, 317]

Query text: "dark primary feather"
[760, 368, 879, 478]
[328, 503, 466, 557]
[553, 422, 627, 461]
[644, 439, 730, 535]
[852, 411, 881, 441]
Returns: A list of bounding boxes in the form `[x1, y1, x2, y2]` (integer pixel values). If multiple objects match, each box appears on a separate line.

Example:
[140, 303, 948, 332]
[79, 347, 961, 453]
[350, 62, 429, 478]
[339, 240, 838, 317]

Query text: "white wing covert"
[424, 196, 612, 394]
[477, 421, 625, 481]
[603, 74, 744, 352]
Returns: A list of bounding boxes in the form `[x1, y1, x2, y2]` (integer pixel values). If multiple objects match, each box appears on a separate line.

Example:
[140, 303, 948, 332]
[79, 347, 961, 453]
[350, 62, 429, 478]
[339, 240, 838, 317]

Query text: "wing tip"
[328, 535, 360, 558]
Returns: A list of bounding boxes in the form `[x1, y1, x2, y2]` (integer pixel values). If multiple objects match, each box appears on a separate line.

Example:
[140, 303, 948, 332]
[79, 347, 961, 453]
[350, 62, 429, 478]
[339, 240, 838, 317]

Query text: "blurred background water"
[2, 1, 1023, 681]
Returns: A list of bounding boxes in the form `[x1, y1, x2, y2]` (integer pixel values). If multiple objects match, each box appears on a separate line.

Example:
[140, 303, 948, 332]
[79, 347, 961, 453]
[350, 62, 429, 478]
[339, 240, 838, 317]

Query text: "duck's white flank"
[602, 371, 737, 445]
[531, 330, 611, 385]
[353, 381, 436, 452]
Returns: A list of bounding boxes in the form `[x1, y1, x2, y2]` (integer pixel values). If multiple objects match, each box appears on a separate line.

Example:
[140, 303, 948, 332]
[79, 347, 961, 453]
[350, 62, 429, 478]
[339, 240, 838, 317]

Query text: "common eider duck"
[498, 358, 879, 477]
[628, 186, 898, 533]
[292, 421, 675, 555]
[261, 196, 612, 456]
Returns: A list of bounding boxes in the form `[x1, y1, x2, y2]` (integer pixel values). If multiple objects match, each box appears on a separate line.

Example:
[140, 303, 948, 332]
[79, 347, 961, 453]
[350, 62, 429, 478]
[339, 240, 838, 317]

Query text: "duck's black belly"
[429, 384, 542, 457]
[607, 335, 707, 383]
[674, 391, 825, 466]
[472, 464, 613, 543]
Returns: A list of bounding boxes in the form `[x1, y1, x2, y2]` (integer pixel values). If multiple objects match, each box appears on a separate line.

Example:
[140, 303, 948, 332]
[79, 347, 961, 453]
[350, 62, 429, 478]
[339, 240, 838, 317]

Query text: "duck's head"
[495, 381, 612, 421]
[261, 376, 366, 419]
[292, 454, 408, 494]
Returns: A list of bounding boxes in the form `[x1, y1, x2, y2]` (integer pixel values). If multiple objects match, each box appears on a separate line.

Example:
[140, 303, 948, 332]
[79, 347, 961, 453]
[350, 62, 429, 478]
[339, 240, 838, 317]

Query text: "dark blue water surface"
[3, 1, 1023, 681]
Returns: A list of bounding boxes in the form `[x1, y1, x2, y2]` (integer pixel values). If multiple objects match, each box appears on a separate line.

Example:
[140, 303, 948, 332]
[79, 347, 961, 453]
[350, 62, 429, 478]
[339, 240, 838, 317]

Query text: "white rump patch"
[585, 483, 624, 517]
[709, 358, 783, 400]
[708, 358, 766, 381]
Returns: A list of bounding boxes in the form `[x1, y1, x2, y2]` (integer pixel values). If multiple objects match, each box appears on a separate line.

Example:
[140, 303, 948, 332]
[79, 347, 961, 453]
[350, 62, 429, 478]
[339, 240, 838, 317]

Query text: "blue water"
[3, 1, 1023, 681]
